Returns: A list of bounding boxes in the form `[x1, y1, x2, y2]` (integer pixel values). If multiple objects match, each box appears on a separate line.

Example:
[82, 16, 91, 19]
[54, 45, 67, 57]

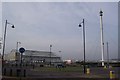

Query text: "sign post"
[19, 47, 25, 80]
[19, 47, 25, 66]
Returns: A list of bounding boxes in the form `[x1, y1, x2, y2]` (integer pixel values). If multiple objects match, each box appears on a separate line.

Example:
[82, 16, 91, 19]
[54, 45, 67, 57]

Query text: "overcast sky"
[1, 2, 118, 61]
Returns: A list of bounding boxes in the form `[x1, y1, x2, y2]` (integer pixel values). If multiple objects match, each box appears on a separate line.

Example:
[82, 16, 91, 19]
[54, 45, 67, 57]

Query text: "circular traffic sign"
[19, 47, 25, 53]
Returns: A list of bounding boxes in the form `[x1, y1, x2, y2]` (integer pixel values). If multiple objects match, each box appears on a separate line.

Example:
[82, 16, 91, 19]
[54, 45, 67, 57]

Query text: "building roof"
[24, 50, 59, 57]
[11, 49, 60, 58]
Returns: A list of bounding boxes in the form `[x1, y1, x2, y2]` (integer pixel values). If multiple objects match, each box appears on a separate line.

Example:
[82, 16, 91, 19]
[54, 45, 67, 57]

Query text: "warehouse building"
[5, 49, 62, 65]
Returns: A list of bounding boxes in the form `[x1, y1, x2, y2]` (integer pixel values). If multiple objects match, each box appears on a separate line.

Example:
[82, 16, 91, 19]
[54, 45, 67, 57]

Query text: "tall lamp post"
[78, 19, 86, 74]
[2, 20, 14, 76]
[50, 45, 52, 66]
[2, 20, 15, 63]
[99, 10, 105, 66]
[0, 38, 2, 57]
[106, 42, 109, 68]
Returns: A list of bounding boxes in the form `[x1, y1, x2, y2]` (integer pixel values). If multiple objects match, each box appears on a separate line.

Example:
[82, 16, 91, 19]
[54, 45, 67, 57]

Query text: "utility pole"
[106, 42, 109, 68]
[99, 10, 105, 66]
[50, 45, 52, 66]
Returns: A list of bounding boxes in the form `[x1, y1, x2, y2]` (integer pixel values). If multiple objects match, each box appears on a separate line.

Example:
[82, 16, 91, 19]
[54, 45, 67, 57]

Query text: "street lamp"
[16, 42, 21, 63]
[50, 45, 52, 66]
[2, 20, 15, 62]
[99, 10, 105, 66]
[16, 42, 21, 52]
[2, 20, 14, 76]
[78, 19, 86, 74]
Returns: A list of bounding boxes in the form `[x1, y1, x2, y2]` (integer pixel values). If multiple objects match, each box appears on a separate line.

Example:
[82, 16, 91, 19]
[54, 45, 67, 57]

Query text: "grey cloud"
[2, 2, 118, 60]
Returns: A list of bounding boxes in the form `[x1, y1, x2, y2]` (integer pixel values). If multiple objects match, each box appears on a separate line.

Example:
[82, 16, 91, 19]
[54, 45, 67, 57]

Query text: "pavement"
[2, 73, 119, 80]
[1, 67, 120, 80]
[26, 67, 119, 78]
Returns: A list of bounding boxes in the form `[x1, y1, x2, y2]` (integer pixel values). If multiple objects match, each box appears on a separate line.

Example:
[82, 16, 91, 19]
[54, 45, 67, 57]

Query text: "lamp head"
[11, 25, 15, 28]
[79, 24, 82, 27]
[99, 10, 103, 16]
[17, 42, 21, 44]
[50, 45, 52, 47]
[59, 51, 61, 52]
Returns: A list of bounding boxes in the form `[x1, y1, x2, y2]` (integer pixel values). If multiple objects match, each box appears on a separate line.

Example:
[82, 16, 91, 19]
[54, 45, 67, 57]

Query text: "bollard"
[86, 68, 90, 74]
[16, 69, 21, 77]
[26, 64, 27, 66]
[33, 64, 35, 69]
[104, 66, 107, 69]
[3, 68, 6, 76]
[110, 71, 115, 79]
[10, 69, 12, 76]
[24, 69, 26, 77]
[16, 64, 18, 67]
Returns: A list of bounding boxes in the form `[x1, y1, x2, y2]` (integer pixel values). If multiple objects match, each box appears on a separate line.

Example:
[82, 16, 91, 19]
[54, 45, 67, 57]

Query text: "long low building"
[5, 49, 62, 65]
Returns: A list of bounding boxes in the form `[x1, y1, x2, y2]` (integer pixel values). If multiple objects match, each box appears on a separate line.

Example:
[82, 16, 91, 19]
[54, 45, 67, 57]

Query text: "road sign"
[19, 47, 25, 53]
